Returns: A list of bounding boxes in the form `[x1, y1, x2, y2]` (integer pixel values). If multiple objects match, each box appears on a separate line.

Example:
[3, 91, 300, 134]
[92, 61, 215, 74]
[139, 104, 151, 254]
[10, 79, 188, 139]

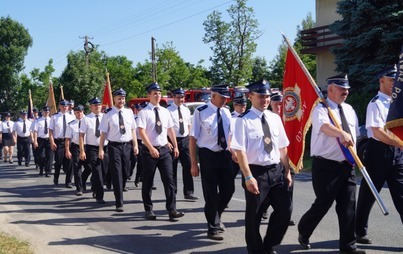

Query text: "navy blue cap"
[376, 65, 397, 79]
[20, 110, 27, 115]
[172, 88, 185, 97]
[33, 108, 38, 113]
[88, 97, 101, 105]
[233, 95, 247, 105]
[42, 106, 50, 112]
[73, 104, 84, 111]
[4, 112, 11, 117]
[211, 83, 230, 98]
[270, 92, 283, 102]
[246, 80, 271, 95]
[68, 100, 74, 105]
[146, 83, 161, 93]
[59, 99, 69, 106]
[112, 88, 127, 97]
[327, 74, 350, 89]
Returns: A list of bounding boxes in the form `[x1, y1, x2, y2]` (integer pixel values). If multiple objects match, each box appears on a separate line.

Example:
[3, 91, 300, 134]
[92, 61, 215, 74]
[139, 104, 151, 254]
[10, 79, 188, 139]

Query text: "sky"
[1, 0, 315, 77]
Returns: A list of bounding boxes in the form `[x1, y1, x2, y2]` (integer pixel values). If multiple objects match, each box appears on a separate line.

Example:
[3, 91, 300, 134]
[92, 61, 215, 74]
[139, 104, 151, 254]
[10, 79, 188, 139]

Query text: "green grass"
[0, 232, 33, 254]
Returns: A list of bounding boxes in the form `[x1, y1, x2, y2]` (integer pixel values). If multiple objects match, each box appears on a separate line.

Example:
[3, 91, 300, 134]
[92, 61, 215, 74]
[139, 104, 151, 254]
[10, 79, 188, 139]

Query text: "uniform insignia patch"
[238, 109, 250, 117]
[197, 105, 208, 112]
[371, 95, 379, 103]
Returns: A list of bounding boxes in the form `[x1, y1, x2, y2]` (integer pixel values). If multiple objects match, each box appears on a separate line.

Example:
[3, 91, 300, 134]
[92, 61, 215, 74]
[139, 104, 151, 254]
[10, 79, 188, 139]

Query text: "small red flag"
[282, 48, 319, 172]
[102, 78, 113, 110]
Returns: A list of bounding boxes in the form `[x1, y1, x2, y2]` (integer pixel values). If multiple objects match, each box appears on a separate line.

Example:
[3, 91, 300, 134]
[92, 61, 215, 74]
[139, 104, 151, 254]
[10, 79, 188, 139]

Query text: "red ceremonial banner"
[282, 48, 319, 172]
[102, 78, 113, 110]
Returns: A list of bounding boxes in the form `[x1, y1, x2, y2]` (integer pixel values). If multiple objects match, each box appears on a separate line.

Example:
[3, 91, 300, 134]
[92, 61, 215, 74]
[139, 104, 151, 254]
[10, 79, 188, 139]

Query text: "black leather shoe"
[123, 187, 129, 192]
[298, 234, 311, 249]
[53, 178, 59, 186]
[207, 230, 224, 241]
[145, 211, 157, 220]
[65, 183, 73, 189]
[267, 248, 277, 254]
[289, 219, 296, 226]
[105, 182, 111, 190]
[169, 210, 184, 221]
[356, 235, 372, 244]
[184, 195, 199, 200]
[339, 248, 366, 254]
[116, 207, 124, 212]
[76, 191, 83, 196]
[96, 199, 106, 204]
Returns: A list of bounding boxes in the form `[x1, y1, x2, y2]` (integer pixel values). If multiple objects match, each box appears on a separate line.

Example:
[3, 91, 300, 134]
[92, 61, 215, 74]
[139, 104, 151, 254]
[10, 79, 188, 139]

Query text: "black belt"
[176, 136, 188, 140]
[312, 156, 348, 165]
[108, 141, 131, 146]
[199, 147, 227, 153]
[250, 164, 277, 170]
[71, 142, 79, 147]
[86, 144, 99, 148]
[17, 136, 30, 139]
[153, 144, 167, 150]
[37, 137, 49, 141]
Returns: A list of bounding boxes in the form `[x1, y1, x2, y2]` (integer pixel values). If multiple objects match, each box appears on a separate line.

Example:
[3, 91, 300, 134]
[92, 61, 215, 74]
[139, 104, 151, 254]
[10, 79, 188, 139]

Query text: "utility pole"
[151, 37, 157, 83]
[79, 35, 94, 66]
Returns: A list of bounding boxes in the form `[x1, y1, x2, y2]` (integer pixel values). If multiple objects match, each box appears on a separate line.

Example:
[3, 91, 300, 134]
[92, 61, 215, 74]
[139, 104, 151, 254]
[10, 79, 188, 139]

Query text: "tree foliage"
[330, 0, 403, 91]
[0, 16, 33, 112]
[59, 49, 106, 106]
[203, 0, 261, 86]
[133, 42, 210, 97]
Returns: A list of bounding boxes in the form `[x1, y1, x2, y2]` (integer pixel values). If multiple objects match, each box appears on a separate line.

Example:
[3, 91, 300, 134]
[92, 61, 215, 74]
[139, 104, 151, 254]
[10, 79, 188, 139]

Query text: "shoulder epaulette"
[231, 112, 235, 116]
[371, 95, 379, 103]
[197, 105, 208, 112]
[238, 109, 250, 117]
[167, 104, 173, 108]
[52, 112, 58, 116]
[319, 102, 326, 107]
[68, 120, 75, 124]
[105, 108, 112, 113]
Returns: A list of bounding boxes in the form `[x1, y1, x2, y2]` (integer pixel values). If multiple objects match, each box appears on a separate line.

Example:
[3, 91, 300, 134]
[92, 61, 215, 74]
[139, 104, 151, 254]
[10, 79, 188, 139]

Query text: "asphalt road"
[0, 157, 402, 254]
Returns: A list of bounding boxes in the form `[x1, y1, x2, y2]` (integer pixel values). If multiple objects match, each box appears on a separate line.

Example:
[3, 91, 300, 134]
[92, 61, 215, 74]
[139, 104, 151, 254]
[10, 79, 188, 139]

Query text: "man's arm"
[372, 127, 403, 149]
[235, 149, 259, 195]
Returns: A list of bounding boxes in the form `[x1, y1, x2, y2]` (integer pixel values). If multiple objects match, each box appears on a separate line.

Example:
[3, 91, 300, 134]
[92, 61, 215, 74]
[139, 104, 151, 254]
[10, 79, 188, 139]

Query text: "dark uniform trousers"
[173, 136, 194, 196]
[108, 141, 131, 208]
[298, 157, 356, 251]
[134, 140, 144, 184]
[17, 136, 31, 165]
[356, 138, 403, 236]
[70, 143, 91, 192]
[37, 137, 53, 174]
[54, 139, 73, 185]
[32, 143, 40, 166]
[86, 144, 108, 200]
[198, 148, 235, 232]
[244, 163, 291, 253]
[142, 145, 176, 212]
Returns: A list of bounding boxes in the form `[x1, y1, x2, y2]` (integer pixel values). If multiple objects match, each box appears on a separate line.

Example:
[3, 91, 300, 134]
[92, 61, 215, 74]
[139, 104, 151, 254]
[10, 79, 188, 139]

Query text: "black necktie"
[95, 115, 100, 137]
[63, 114, 67, 137]
[78, 120, 81, 129]
[44, 118, 48, 134]
[261, 114, 273, 154]
[178, 106, 184, 135]
[154, 107, 162, 134]
[338, 105, 351, 135]
[23, 120, 26, 133]
[217, 108, 227, 150]
[119, 110, 126, 134]
[7, 122, 10, 132]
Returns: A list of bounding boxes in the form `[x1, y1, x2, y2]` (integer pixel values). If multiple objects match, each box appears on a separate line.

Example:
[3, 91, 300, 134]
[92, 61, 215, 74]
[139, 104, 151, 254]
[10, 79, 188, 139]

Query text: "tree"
[59, 49, 106, 106]
[203, 0, 261, 86]
[330, 0, 403, 90]
[250, 56, 270, 84]
[0, 16, 33, 112]
[330, 0, 403, 123]
[132, 42, 210, 97]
